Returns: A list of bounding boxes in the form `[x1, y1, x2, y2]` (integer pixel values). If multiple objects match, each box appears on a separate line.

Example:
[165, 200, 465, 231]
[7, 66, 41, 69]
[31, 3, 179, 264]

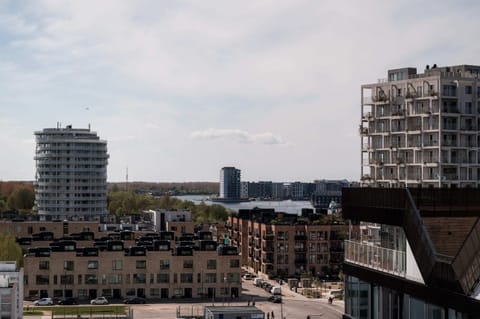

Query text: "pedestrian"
[271, 311, 275, 319]
[267, 313, 270, 319]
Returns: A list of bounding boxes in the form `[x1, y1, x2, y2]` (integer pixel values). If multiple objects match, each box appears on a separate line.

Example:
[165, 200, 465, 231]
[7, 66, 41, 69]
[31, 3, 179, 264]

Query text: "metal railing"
[344, 240, 406, 276]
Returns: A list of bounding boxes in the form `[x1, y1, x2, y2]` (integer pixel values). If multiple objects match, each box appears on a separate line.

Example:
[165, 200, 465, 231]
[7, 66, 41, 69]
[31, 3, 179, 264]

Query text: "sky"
[1, 0, 479, 183]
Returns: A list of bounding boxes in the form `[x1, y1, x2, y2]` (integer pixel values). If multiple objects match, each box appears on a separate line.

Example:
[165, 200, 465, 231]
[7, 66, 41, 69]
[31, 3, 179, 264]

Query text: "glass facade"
[345, 275, 467, 319]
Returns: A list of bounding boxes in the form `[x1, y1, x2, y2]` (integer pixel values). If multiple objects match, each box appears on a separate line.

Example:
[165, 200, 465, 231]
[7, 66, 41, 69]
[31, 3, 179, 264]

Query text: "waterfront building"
[219, 167, 241, 200]
[360, 64, 480, 187]
[228, 208, 352, 278]
[311, 180, 348, 209]
[34, 125, 109, 219]
[0, 261, 23, 319]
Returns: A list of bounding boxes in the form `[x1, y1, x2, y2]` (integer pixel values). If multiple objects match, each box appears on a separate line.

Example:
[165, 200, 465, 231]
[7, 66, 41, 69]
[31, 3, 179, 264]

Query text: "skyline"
[1, 1, 479, 182]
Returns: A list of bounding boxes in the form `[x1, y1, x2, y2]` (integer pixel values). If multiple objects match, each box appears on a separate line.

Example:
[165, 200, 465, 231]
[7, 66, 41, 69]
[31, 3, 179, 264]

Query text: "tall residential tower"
[219, 167, 241, 200]
[34, 125, 109, 219]
[360, 64, 480, 187]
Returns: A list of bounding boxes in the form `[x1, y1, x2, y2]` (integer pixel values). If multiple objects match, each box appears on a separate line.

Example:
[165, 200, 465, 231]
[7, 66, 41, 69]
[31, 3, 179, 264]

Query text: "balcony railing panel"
[344, 240, 406, 277]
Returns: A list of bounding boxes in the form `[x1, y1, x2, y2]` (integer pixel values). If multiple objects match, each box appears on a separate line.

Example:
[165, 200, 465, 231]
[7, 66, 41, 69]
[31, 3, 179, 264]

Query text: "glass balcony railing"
[344, 240, 406, 277]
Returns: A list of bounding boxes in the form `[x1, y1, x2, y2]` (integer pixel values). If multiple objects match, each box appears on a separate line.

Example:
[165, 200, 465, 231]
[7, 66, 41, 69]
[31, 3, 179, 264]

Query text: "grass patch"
[23, 309, 44, 316]
[51, 305, 127, 315]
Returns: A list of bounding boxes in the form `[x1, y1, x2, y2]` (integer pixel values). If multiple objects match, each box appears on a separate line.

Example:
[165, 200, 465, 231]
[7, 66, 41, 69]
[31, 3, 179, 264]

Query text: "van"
[253, 277, 264, 286]
[270, 286, 281, 295]
[328, 289, 343, 299]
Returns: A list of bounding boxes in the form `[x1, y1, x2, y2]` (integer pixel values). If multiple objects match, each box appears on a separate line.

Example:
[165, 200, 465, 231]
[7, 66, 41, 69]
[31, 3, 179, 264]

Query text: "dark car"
[58, 297, 78, 305]
[123, 297, 146, 304]
[268, 295, 282, 303]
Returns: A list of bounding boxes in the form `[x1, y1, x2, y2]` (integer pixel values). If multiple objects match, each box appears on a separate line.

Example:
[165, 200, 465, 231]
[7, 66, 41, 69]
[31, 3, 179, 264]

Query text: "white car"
[33, 298, 53, 306]
[90, 297, 109, 305]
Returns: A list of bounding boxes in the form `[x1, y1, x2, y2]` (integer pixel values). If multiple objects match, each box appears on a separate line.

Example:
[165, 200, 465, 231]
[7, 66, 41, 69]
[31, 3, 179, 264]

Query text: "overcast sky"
[1, 0, 479, 183]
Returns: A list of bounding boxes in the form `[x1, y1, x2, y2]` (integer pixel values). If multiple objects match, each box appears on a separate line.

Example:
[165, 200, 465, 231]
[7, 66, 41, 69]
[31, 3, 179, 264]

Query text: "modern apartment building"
[34, 125, 109, 219]
[12, 220, 241, 301]
[360, 64, 480, 187]
[228, 208, 352, 278]
[342, 188, 480, 318]
[341, 64, 480, 318]
[0, 261, 23, 319]
[219, 167, 241, 200]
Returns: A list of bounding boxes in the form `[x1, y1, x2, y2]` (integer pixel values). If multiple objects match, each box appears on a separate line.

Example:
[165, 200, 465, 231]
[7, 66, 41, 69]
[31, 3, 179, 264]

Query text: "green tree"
[7, 188, 34, 211]
[0, 234, 23, 268]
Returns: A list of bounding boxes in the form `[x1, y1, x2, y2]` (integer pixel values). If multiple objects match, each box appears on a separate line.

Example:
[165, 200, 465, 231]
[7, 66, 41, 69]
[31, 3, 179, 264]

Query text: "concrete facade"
[360, 64, 480, 187]
[34, 125, 109, 219]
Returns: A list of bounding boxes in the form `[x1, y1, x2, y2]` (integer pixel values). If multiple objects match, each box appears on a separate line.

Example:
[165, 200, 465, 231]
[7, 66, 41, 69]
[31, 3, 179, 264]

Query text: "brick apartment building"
[0, 220, 241, 301]
[228, 208, 354, 278]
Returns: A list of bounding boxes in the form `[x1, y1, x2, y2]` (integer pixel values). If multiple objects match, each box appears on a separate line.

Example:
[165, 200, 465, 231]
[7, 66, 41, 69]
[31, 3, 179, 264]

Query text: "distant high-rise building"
[34, 125, 109, 219]
[219, 167, 241, 199]
[360, 64, 480, 187]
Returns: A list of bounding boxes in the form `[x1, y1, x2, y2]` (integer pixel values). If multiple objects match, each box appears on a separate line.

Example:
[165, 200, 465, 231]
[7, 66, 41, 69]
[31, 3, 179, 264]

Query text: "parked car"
[33, 298, 53, 306]
[268, 295, 282, 303]
[123, 297, 146, 304]
[270, 286, 282, 295]
[58, 297, 77, 305]
[243, 273, 254, 280]
[90, 297, 109, 305]
[253, 278, 264, 287]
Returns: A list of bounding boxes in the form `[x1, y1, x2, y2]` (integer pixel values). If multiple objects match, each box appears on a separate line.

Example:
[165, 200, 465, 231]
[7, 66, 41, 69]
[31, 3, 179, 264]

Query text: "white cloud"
[191, 128, 286, 145]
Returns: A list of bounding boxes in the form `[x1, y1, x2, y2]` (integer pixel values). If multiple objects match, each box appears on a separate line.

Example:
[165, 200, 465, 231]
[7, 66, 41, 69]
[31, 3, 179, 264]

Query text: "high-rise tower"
[219, 167, 241, 199]
[360, 64, 480, 187]
[34, 124, 109, 219]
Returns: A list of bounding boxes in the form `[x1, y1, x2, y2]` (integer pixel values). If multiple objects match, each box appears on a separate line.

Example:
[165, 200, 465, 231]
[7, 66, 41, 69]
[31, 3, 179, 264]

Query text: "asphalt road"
[128, 278, 344, 319]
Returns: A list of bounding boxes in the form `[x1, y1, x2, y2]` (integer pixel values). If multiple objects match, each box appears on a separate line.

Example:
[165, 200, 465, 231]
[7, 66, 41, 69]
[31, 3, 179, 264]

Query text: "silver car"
[33, 298, 53, 306]
[90, 296, 108, 305]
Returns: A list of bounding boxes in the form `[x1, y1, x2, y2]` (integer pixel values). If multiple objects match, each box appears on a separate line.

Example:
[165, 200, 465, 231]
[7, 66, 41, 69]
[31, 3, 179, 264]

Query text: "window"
[77, 289, 87, 298]
[39, 261, 49, 270]
[109, 274, 122, 284]
[134, 273, 146, 284]
[87, 261, 98, 270]
[160, 260, 170, 270]
[180, 273, 193, 283]
[230, 259, 240, 268]
[136, 260, 146, 269]
[465, 85, 473, 94]
[85, 274, 98, 284]
[183, 260, 193, 269]
[157, 273, 170, 283]
[64, 260, 74, 271]
[60, 275, 74, 285]
[207, 260, 216, 269]
[78, 275, 82, 285]
[205, 273, 216, 283]
[112, 260, 123, 271]
[35, 275, 49, 285]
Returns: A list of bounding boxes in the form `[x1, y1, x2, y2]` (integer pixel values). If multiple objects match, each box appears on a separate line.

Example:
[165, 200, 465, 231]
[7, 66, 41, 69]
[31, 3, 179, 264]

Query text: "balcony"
[344, 240, 406, 277]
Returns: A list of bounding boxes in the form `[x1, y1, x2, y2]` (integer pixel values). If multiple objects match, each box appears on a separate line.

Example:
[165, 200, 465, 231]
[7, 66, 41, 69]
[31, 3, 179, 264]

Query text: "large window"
[180, 273, 193, 283]
[85, 274, 98, 284]
[39, 261, 49, 270]
[134, 273, 146, 284]
[205, 273, 216, 283]
[109, 274, 122, 284]
[35, 275, 49, 285]
[136, 260, 146, 269]
[157, 273, 170, 283]
[207, 260, 216, 269]
[64, 260, 74, 271]
[160, 260, 170, 270]
[183, 260, 193, 269]
[230, 259, 240, 268]
[87, 261, 98, 270]
[112, 260, 123, 270]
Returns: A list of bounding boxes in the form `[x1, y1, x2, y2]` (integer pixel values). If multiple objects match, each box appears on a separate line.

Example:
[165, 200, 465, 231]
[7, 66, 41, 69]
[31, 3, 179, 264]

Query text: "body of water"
[175, 195, 314, 215]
